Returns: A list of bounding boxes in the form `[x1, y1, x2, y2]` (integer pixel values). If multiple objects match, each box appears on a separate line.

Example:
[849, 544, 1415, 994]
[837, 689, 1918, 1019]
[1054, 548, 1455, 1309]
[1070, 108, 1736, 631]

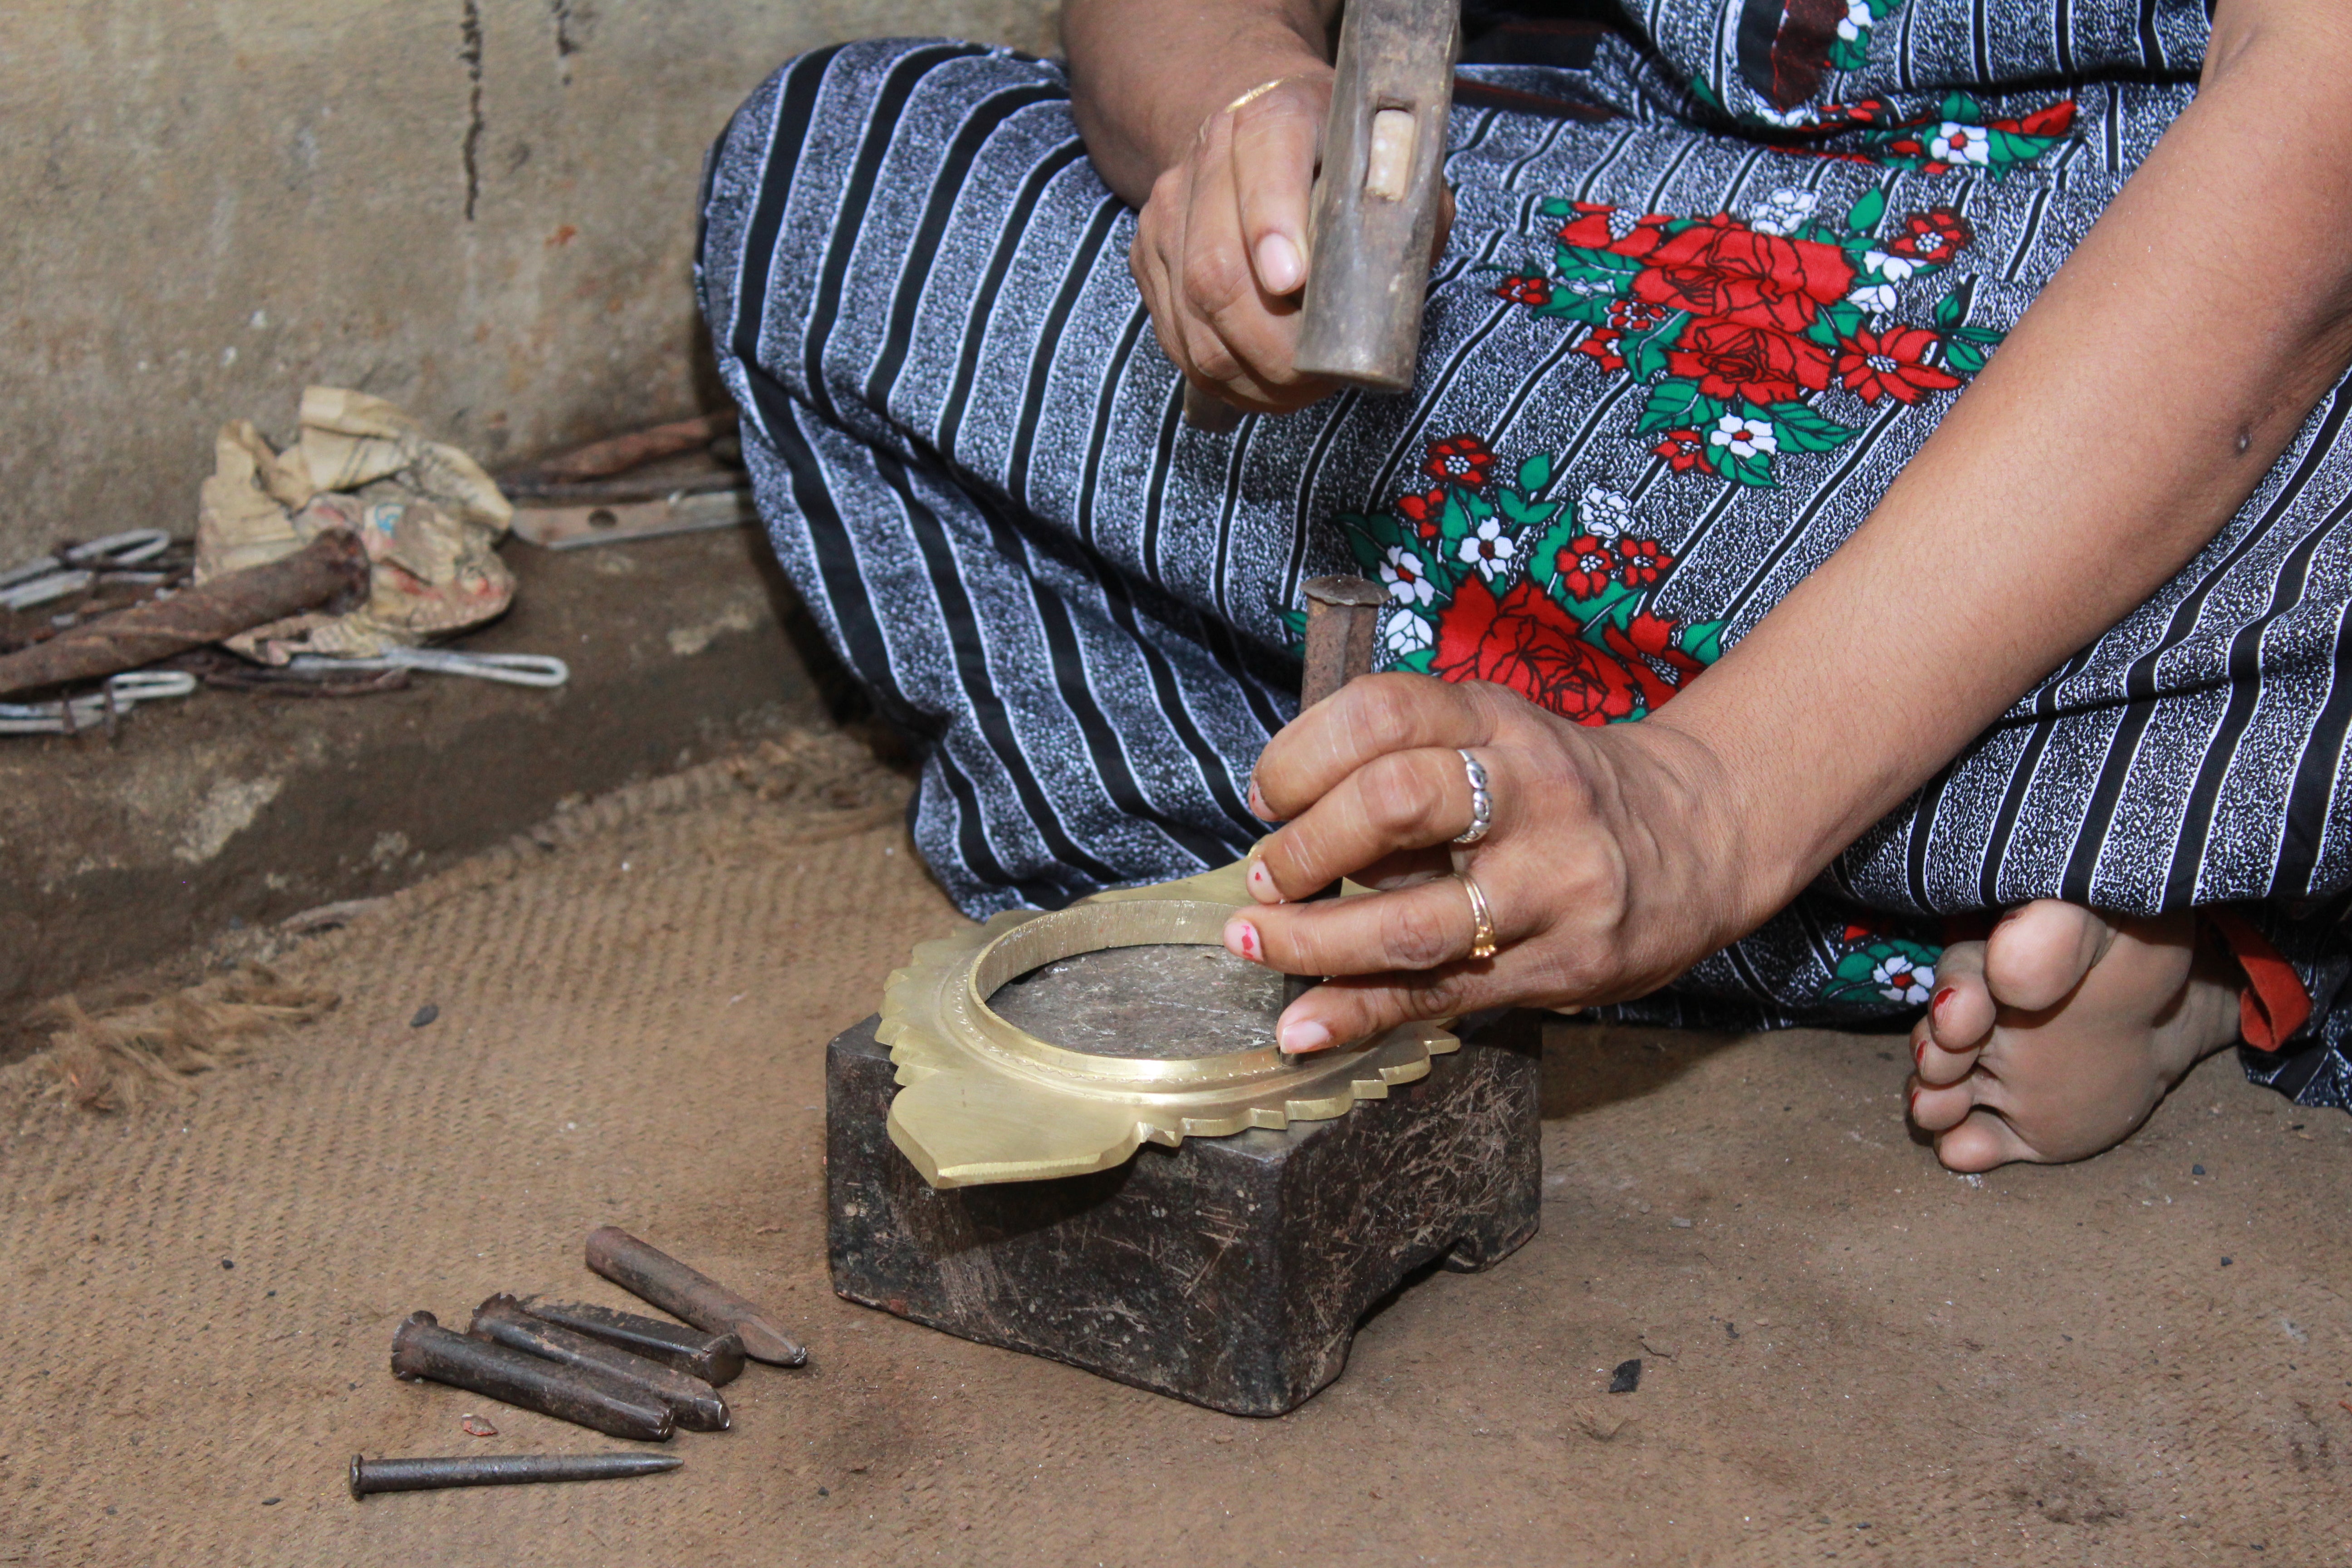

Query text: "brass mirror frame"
[878, 860, 1458, 1188]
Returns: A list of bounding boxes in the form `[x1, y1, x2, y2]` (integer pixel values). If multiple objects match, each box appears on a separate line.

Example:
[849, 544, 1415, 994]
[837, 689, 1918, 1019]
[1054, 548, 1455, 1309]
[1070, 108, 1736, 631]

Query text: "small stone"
[1607, 1357, 1642, 1394]
[461, 1414, 498, 1438]
[818, 1487, 829, 1497]
[410, 1004, 440, 1029]
[220, 1259, 234, 1270]
[2221, 1257, 2234, 1267]
[1669, 1217, 1693, 1229]
[2192, 1164, 2205, 1176]
[260, 1498, 280, 1507]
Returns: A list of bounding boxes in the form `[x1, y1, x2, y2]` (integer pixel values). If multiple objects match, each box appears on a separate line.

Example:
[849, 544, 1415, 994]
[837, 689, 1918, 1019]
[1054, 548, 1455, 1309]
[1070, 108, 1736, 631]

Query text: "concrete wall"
[1, 0, 1058, 564]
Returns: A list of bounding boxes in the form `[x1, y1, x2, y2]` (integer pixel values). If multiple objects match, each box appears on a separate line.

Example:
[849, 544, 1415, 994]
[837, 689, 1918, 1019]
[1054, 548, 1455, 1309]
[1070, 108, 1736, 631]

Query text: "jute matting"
[1, 731, 2346, 1566]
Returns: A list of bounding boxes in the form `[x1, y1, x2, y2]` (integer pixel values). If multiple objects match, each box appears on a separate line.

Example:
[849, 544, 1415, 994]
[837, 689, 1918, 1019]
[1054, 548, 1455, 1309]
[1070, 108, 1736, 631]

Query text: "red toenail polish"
[1931, 985, 1955, 1021]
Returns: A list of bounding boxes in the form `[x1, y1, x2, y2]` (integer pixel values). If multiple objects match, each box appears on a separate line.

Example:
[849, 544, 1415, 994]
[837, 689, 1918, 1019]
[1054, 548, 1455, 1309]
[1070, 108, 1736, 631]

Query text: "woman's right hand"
[1128, 72, 1343, 416]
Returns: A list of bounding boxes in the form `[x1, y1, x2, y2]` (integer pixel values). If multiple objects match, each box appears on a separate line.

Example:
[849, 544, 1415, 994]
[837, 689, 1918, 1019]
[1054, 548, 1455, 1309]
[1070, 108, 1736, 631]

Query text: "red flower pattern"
[1494, 274, 1551, 307]
[1600, 609, 1706, 710]
[1576, 329, 1627, 372]
[1431, 578, 1647, 726]
[1630, 214, 1857, 334]
[1423, 435, 1496, 487]
[1666, 318, 1834, 405]
[1654, 428, 1712, 473]
[1555, 202, 1673, 260]
[1614, 536, 1671, 588]
[1836, 325, 1962, 405]
[1607, 298, 1670, 333]
[1556, 535, 1616, 600]
[1394, 485, 1447, 539]
[1886, 207, 1973, 261]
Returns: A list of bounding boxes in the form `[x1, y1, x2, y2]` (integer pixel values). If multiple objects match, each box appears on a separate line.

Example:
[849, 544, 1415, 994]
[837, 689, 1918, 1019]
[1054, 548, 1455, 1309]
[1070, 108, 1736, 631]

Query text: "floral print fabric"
[700, 11, 2352, 1107]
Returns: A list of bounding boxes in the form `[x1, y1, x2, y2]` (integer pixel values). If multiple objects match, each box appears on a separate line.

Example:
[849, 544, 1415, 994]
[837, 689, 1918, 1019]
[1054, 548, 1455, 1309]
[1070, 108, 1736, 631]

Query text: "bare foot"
[1906, 901, 2244, 1172]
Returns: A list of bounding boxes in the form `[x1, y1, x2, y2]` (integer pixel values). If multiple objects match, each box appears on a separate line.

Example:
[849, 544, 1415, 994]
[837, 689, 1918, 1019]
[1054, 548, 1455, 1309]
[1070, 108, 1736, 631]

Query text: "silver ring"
[1451, 749, 1491, 845]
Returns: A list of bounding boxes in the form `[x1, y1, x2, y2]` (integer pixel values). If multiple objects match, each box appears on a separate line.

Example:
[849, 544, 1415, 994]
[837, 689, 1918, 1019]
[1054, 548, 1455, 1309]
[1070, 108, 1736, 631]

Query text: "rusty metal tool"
[390, 1310, 675, 1441]
[1182, 0, 1457, 429]
[0, 528, 369, 700]
[469, 1294, 730, 1432]
[349, 1451, 681, 1499]
[519, 1297, 746, 1387]
[1297, 574, 1384, 716]
[585, 1226, 808, 1367]
[1281, 573, 1387, 1009]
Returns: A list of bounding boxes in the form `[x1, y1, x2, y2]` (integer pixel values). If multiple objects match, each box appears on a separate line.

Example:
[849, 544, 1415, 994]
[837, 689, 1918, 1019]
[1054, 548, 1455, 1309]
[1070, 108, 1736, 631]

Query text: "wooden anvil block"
[824, 1012, 1541, 1416]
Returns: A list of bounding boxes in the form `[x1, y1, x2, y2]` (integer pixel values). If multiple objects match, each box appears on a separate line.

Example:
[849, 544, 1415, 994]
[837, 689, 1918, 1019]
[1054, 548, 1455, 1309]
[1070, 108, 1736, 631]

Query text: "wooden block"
[826, 1010, 1540, 1416]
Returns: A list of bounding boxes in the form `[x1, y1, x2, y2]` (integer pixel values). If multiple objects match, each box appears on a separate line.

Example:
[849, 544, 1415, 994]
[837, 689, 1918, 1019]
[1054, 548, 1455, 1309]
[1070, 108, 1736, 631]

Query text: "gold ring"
[1456, 871, 1498, 960]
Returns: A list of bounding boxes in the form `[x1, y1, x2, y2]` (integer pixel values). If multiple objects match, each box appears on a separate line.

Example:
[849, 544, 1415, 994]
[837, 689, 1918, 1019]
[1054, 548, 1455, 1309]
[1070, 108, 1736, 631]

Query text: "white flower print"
[1379, 544, 1436, 608]
[1749, 187, 1819, 237]
[1862, 249, 1920, 281]
[1576, 484, 1635, 541]
[1848, 281, 1900, 313]
[1836, 0, 1872, 41]
[1380, 607, 1434, 660]
[1872, 954, 1935, 1007]
[1458, 517, 1517, 581]
[1927, 121, 1992, 166]
[1709, 414, 1778, 459]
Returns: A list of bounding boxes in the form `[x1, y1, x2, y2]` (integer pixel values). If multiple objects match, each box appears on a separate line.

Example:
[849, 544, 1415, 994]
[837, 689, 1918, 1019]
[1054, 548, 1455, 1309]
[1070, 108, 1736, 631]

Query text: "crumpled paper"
[194, 387, 515, 661]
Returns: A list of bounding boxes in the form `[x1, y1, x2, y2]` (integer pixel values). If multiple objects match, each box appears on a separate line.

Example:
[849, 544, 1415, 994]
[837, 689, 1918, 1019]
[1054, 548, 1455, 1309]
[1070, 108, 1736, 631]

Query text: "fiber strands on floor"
[0, 747, 2345, 1565]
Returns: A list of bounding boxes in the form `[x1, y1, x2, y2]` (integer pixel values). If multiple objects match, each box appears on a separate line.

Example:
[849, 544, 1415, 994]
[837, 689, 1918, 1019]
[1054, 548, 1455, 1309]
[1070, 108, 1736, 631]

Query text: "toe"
[1933, 1107, 2045, 1172]
[1917, 942, 1993, 1086]
[1909, 1077, 1978, 1133]
[1983, 900, 2117, 1012]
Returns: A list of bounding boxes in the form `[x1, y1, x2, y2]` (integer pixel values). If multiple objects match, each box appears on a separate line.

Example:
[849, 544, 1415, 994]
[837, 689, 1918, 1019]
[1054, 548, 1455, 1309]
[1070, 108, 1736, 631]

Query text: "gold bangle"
[1456, 871, 1499, 961]
[1221, 74, 1313, 116]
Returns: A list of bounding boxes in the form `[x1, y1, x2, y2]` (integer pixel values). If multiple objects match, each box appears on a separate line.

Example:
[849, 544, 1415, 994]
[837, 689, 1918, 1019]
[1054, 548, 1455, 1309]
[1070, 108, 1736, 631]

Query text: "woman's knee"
[698, 39, 1074, 366]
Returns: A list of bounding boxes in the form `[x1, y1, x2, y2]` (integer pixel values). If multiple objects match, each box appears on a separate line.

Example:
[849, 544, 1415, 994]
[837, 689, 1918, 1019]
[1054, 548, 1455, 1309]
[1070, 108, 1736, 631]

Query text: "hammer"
[1183, 0, 1458, 430]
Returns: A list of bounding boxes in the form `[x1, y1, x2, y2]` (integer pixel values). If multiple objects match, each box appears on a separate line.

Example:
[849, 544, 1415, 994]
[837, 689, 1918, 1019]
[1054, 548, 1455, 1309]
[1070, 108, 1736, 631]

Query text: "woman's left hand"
[1227, 671, 1763, 1052]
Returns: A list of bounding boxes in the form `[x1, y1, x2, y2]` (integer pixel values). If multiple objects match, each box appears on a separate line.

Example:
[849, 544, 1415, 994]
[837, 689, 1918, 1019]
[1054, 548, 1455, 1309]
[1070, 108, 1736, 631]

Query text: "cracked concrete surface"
[0, 0, 1059, 562]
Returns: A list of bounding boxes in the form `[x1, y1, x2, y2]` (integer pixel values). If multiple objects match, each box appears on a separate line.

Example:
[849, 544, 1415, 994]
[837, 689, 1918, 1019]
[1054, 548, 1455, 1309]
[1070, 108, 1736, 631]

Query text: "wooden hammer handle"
[1294, 0, 1458, 392]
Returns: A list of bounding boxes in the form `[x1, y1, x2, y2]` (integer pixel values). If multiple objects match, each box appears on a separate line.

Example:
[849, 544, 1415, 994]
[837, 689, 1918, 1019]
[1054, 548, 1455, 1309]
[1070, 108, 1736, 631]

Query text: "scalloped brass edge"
[875, 864, 1456, 1188]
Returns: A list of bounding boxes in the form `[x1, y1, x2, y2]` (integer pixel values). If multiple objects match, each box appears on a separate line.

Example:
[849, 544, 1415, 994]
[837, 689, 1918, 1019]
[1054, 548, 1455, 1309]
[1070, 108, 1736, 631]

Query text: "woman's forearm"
[1654, 0, 2352, 923]
[1060, 0, 1337, 205]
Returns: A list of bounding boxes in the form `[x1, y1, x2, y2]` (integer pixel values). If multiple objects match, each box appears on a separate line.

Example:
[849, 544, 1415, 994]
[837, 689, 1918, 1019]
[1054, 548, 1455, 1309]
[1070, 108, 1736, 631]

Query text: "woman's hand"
[1226, 673, 1765, 1052]
[1128, 74, 1340, 415]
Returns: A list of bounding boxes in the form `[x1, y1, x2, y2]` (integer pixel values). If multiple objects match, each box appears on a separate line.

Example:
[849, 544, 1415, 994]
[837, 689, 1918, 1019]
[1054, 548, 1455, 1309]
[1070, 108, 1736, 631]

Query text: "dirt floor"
[2, 731, 2347, 1566]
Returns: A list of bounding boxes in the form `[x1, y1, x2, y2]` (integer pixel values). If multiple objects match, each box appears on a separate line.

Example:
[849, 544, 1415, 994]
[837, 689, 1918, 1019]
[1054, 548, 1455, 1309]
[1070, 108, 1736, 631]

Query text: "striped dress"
[697, 0, 2352, 1110]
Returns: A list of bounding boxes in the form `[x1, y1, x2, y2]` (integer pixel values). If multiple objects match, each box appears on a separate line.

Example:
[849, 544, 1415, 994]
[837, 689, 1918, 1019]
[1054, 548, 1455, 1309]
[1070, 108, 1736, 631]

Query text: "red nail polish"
[1931, 985, 1955, 1021]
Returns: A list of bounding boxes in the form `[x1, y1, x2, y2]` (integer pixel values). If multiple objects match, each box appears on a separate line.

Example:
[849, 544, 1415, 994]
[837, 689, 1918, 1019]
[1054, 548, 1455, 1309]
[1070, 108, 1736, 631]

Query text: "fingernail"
[1931, 985, 1955, 1021]
[1224, 917, 1263, 963]
[1280, 1017, 1330, 1054]
[1254, 233, 1303, 294]
[1246, 858, 1280, 903]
